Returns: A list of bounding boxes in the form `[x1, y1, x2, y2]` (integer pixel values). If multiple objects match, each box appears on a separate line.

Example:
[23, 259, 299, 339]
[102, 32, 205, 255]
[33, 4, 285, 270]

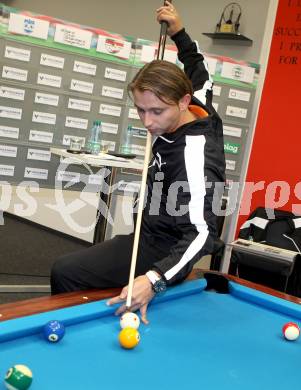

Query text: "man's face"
[133, 90, 182, 136]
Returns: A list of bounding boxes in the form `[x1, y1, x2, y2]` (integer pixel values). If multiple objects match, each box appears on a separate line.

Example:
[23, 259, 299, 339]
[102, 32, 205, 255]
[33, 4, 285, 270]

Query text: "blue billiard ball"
[43, 320, 65, 343]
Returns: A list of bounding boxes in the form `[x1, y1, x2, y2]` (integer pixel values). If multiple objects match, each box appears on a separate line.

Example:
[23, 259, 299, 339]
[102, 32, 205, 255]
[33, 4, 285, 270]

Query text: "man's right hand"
[156, 1, 183, 38]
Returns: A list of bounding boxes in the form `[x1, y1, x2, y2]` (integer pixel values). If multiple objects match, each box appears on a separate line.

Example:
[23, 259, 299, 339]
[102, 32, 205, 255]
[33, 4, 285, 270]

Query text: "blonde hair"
[128, 60, 193, 105]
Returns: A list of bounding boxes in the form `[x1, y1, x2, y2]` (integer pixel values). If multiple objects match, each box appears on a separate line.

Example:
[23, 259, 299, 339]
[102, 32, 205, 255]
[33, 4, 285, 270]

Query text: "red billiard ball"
[282, 322, 300, 341]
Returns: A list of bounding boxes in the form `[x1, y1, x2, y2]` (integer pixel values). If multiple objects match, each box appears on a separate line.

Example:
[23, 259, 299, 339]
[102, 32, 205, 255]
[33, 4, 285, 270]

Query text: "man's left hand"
[107, 275, 155, 324]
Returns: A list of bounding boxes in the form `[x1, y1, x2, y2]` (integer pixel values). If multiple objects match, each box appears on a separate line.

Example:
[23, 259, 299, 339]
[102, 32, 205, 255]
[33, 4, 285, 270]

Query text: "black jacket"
[141, 29, 225, 285]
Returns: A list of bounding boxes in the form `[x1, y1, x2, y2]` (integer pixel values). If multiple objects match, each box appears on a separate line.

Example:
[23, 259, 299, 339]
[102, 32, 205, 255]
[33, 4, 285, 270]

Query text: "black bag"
[230, 207, 301, 296]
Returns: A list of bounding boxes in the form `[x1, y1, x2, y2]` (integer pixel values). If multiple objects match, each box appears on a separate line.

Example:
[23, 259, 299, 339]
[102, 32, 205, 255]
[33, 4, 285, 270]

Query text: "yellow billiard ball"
[119, 327, 140, 349]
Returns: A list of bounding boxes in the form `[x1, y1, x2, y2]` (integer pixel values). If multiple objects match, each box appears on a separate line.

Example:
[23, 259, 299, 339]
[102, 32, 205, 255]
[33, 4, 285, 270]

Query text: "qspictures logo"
[2, 164, 301, 231]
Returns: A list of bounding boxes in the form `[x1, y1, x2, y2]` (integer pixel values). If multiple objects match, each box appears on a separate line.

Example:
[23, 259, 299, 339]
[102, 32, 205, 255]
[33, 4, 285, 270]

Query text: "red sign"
[237, 0, 301, 232]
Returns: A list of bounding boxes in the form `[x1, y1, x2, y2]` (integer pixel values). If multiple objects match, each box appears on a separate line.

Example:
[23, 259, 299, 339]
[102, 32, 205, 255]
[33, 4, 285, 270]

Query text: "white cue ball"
[120, 312, 140, 329]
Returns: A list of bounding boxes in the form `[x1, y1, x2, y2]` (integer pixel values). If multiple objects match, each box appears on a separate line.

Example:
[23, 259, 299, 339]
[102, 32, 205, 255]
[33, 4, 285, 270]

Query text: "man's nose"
[143, 113, 153, 128]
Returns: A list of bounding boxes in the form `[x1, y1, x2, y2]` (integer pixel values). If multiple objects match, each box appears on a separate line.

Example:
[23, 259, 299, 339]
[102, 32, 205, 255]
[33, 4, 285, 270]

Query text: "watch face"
[153, 279, 167, 293]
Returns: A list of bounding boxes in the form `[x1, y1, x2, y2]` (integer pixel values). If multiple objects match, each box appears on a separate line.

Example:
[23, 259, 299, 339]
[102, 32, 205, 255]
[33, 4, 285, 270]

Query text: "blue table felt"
[0, 278, 301, 390]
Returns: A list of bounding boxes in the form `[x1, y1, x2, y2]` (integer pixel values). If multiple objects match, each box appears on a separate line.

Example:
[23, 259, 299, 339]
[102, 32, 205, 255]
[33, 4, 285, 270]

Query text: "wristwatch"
[146, 271, 167, 293]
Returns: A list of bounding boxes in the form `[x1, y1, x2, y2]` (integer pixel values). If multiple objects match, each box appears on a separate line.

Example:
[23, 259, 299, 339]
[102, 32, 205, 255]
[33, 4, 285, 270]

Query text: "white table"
[50, 148, 143, 170]
[51, 148, 143, 243]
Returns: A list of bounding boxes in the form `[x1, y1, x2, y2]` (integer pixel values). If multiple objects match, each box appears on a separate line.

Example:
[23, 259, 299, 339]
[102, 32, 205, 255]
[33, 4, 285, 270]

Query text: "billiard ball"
[120, 312, 140, 330]
[4, 364, 33, 390]
[119, 327, 140, 349]
[43, 320, 65, 342]
[282, 322, 300, 341]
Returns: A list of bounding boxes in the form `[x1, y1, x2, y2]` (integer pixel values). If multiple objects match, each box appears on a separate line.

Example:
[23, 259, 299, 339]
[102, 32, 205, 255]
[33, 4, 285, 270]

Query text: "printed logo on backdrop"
[32, 111, 56, 125]
[0, 126, 19, 140]
[131, 127, 147, 139]
[212, 85, 222, 97]
[40, 53, 65, 69]
[131, 144, 146, 156]
[8, 13, 49, 40]
[34, 92, 59, 107]
[224, 141, 240, 155]
[29, 130, 54, 144]
[104, 67, 127, 82]
[226, 160, 236, 171]
[27, 149, 51, 162]
[62, 135, 85, 147]
[56, 171, 81, 183]
[0, 145, 18, 158]
[70, 79, 94, 94]
[65, 116, 88, 130]
[0, 164, 15, 176]
[0, 86, 25, 101]
[102, 86, 124, 100]
[0, 106, 22, 120]
[221, 62, 255, 84]
[229, 89, 251, 102]
[99, 104, 122, 117]
[128, 108, 140, 120]
[105, 39, 124, 54]
[2, 66, 28, 82]
[37, 73, 62, 88]
[5, 46, 31, 62]
[223, 125, 242, 138]
[101, 123, 118, 134]
[73, 61, 97, 76]
[226, 106, 248, 119]
[54, 25, 92, 49]
[232, 66, 244, 80]
[24, 18, 35, 34]
[97, 36, 132, 59]
[68, 98, 91, 112]
[24, 167, 48, 180]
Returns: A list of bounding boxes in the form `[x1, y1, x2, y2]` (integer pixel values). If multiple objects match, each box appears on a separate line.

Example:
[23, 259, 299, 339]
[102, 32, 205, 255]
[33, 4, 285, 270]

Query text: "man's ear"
[178, 94, 191, 111]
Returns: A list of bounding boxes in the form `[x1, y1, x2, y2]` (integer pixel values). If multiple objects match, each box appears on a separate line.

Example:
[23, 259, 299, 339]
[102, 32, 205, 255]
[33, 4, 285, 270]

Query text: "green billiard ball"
[4, 364, 33, 390]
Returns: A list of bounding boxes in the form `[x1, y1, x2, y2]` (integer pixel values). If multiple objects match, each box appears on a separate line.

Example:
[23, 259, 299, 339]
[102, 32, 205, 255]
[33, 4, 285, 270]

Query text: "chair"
[228, 207, 301, 296]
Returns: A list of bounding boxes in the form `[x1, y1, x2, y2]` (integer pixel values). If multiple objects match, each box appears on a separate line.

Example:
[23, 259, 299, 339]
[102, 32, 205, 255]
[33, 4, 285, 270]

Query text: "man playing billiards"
[51, 2, 225, 324]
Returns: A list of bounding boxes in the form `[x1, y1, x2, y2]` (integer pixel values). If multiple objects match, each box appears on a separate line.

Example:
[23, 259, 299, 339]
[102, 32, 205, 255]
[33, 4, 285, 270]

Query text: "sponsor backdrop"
[237, 0, 301, 231]
[0, 4, 259, 193]
[0, 3, 260, 224]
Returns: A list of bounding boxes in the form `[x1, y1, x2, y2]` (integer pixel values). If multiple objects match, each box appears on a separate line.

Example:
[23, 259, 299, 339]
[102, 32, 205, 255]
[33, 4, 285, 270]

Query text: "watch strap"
[146, 271, 167, 293]
[146, 270, 161, 285]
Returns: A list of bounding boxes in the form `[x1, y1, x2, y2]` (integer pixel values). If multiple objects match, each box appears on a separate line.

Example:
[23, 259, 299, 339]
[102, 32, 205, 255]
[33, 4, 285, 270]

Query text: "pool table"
[0, 271, 301, 390]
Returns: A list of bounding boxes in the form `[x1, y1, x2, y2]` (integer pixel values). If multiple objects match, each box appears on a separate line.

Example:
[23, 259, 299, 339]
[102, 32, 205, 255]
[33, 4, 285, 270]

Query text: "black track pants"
[50, 233, 167, 294]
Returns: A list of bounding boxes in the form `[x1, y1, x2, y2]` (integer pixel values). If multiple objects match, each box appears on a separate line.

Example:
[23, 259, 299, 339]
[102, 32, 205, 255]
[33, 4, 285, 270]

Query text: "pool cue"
[125, 3, 171, 310]
[157, 20, 168, 60]
[125, 132, 152, 310]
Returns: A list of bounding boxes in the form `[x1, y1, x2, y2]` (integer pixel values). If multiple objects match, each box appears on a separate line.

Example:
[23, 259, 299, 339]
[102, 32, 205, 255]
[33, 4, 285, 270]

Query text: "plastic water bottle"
[87, 120, 102, 155]
[120, 125, 132, 154]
